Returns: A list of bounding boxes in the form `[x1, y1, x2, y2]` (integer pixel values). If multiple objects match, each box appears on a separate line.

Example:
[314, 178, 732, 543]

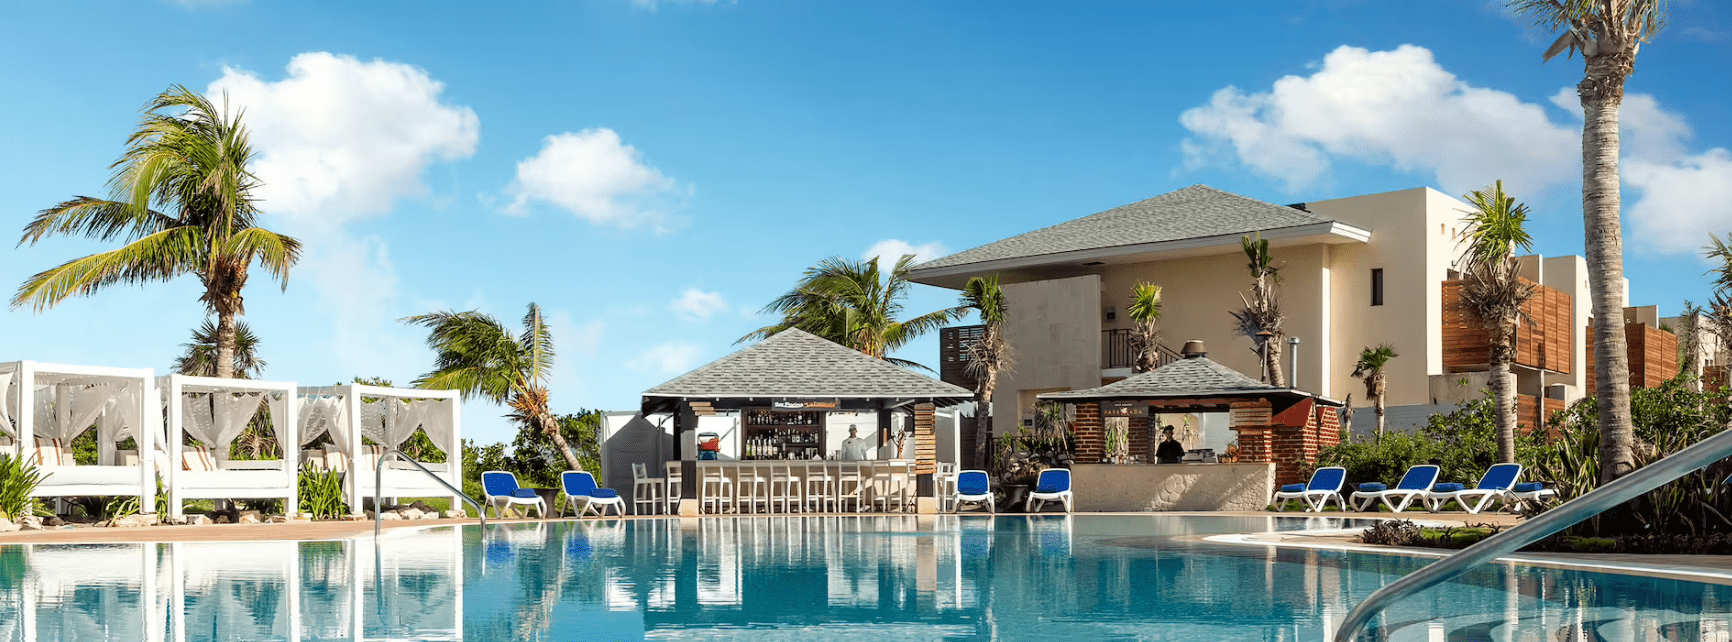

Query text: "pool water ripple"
[2, 515, 1730, 641]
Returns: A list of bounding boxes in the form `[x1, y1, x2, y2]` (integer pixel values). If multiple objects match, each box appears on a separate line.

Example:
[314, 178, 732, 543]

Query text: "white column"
[345, 386, 364, 515]
[167, 376, 184, 519]
[141, 374, 157, 515]
[448, 395, 463, 514]
[17, 362, 33, 463]
[283, 388, 300, 516]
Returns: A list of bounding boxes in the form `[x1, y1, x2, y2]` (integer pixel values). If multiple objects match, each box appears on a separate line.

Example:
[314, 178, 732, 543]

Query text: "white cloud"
[629, 342, 703, 375]
[1178, 44, 1578, 196]
[1625, 149, 1732, 254]
[670, 287, 729, 322]
[210, 52, 479, 221]
[864, 239, 949, 267]
[505, 129, 688, 232]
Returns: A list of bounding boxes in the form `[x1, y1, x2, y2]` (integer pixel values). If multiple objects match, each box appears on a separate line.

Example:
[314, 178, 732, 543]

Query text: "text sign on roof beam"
[1104, 400, 1146, 416]
[773, 400, 839, 410]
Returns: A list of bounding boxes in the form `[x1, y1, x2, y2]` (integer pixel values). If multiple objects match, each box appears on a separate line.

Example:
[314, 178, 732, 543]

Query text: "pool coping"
[1204, 529, 1732, 586]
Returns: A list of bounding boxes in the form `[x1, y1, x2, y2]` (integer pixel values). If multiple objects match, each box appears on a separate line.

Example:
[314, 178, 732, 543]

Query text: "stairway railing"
[373, 448, 487, 537]
[1334, 422, 1732, 641]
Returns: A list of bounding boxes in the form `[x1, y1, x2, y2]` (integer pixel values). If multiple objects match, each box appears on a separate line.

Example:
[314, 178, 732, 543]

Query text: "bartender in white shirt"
[838, 425, 873, 460]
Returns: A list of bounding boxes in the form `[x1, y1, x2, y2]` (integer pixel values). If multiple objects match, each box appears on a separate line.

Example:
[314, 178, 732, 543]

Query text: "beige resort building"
[910, 185, 1680, 462]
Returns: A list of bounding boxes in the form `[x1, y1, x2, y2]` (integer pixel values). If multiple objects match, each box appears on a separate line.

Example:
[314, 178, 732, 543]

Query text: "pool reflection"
[2, 515, 1732, 641]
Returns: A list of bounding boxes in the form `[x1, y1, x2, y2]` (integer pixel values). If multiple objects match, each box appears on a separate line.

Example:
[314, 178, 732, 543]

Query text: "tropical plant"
[11, 86, 301, 380]
[174, 317, 267, 378]
[0, 454, 46, 521]
[1678, 300, 1704, 385]
[1127, 282, 1164, 373]
[1317, 396, 1552, 494]
[1231, 235, 1286, 386]
[1351, 344, 1399, 441]
[1510, 0, 1667, 484]
[739, 255, 968, 369]
[960, 274, 1013, 470]
[1458, 180, 1537, 463]
[992, 401, 1074, 486]
[504, 412, 604, 487]
[404, 303, 582, 471]
[298, 465, 349, 519]
[1706, 235, 1732, 378]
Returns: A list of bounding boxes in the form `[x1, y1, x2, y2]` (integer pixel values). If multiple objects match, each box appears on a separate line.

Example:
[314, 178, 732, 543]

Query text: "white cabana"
[0, 361, 158, 514]
[296, 383, 462, 512]
[161, 374, 299, 519]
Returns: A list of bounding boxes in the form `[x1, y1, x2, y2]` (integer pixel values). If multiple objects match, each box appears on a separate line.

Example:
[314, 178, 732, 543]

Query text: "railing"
[1102, 329, 1184, 371]
[1334, 422, 1732, 641]
[374, 448, 487, 537]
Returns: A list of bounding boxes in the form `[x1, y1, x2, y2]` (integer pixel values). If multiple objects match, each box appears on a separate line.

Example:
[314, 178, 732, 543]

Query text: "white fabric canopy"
[298, 395, 351, 454]
[0, 372, 14, 438]
[180, 393, 263, 463]
[359, 398, 454, 451]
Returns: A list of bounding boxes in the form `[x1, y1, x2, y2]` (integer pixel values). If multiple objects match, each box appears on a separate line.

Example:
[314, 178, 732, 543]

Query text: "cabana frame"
[0, 361, 158, 514]
[161, 374, 299, 519]
[297, 384, 463, 514]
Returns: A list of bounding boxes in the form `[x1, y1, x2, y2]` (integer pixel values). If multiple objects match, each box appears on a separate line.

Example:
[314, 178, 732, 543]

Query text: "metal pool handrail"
[374, 448, 486, 537]
[1334, 423, 1732, 641]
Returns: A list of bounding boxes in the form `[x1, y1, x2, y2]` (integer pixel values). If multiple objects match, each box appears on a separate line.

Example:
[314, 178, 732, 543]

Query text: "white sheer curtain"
[299, 395, 351, 455]
[412, 399, 455, 453]
[29, 383, 120, 443]
[0, 372, 13, 438]
[179, 392, 262, 463]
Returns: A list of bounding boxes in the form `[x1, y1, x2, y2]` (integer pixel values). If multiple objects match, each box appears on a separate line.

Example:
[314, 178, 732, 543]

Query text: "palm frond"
[519, 302, 555, 387]
[18, 197, 177, 247]
[10, 226, 204, 311]
[402, 309, 526, 402]
[1460, 180, 1535, 272]
[174, 317, 267, 378]
[218, 226, 303, 287]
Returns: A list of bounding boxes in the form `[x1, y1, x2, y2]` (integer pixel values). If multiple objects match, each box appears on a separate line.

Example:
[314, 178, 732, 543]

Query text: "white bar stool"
[769, 462, 799, 514]
[735, 463, 768, 514]
[631, 463, 665, 515]
[834, 463, 863, 513]
[803, 462, 835, 513]
[700, 464, 733, 514]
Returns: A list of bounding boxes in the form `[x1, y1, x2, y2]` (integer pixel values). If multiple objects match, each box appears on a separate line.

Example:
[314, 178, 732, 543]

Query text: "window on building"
[1371, 268, 1384, 306]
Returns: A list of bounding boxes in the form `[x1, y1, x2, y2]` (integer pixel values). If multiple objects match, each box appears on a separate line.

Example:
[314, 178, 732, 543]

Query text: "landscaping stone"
[443, 510, 466, 519]
[379, 512, 402, 521]
[20, 515, 43, 531]
[0, 517, 17, 533]
[399, 508, 425, 520]
[44, 516, 66, 527]
[185, 514, 212, 526]
[409, 501, 434, 513]
[213, 515, 231, 524]
[267, 515, 290, 524]
[237, 511, 262, 525]
[420, 510, 441, 520]
[299, 512, 315, 521]
[108, 514, 155, 528]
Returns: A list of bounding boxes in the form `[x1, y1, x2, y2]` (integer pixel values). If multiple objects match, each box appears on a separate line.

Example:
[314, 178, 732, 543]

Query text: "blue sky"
[3, 0, 1729, 446]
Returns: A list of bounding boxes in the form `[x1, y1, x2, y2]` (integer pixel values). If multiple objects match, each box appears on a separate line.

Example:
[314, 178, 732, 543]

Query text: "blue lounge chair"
[559, 470, 624, 518]
[1425, 463, 1522, 514]
[482, 470, 547, 519]
[1271, 467, 1347, 512]
[1503, 481, 1559, 515]
[954, 469, 995, 513]
[1348, 465, 1439, 513]
[1026, 468, 1073, 513]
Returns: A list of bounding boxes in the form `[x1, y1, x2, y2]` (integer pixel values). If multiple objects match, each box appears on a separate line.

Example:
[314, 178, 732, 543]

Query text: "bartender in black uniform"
[1155, 425, 1186, 464]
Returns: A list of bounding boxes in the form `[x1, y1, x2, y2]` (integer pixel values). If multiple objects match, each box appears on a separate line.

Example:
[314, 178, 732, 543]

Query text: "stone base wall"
[1070, 463, 1275, 511]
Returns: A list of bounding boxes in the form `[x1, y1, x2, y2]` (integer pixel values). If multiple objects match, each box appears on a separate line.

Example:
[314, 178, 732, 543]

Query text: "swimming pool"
[1, 515, 1728, 640]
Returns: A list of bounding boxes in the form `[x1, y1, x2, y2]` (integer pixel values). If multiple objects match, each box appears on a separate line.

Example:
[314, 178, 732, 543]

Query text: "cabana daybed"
[0, 361, 159, 514]
[161, 374, 299, 520]
[296, 383, 462, 512]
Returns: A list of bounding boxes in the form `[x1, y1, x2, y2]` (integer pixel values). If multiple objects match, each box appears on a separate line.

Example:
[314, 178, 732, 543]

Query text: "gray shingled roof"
[1039, 355, 1338, 405]
[643, 328, 973, 401]
[914, 185, 1334, 271]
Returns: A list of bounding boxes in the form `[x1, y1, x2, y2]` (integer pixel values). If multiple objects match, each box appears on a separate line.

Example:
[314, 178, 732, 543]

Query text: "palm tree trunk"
[1491, 357, 1516, 463]
[214, 307, 237, 379]
[973, 370, 996, 470]
[1265, 338, 1287, 388]
[540, 411, 585, 472]
[1580, 60, 1635, 484]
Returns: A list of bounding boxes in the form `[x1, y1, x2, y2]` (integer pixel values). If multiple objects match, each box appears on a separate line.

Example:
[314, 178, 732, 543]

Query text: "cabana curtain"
[298, 394, 351, 454]
[359, 398, 453, 450]
[0, 373, 13, 438]
[180, 392, 264, 463]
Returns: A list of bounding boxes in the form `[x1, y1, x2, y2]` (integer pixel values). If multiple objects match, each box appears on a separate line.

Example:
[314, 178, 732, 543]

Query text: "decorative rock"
[267, 515, 290, 524]
[408, 500, 434, 513]
[443, 510, 466, 519]
[398, 508, 425, 521]
[20, 515, 43, 531]
[299, 513, 315, 521]
[420, 510, 441, 520]
[185, 514, 212, 526]
[379, 512, 403, 521]
[108, 514, 155, 528]
[44, 516, 66, 527]
[214, 515, 232, 524]
[0, 517, 18, 533]
[237, 512, 262, 525]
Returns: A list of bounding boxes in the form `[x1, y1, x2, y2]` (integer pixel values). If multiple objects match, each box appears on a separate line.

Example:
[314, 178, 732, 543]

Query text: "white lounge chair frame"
[558, 471, 624, 518]
[1271, 466, 1348, 512]
[162, 374, 299, 519]
[482, 470, 547, 519]
[297, 384, 463, 514]
[1424, 464, 1523, 514]
[953, 469, 995, 513]
[1347, 464, 1439, 513]
[1026, 469, 1074, 513]
[0, 361, 158, 514]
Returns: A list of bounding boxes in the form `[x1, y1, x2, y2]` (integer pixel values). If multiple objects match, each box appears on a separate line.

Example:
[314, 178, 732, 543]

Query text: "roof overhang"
[640, 393, 971, 416]
[910, 221, 1371, 289]
[1037, 388, 1345, 407]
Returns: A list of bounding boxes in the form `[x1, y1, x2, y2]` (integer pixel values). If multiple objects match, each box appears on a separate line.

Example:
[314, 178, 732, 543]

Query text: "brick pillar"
[1127, 415, 1151, 462]
[914, 403, 937, 475]
[1072, 402, 1104, 463]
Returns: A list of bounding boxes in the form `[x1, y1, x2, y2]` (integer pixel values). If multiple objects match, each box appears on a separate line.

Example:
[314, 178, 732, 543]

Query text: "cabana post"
[296, 384, 462, 514]
[0, 361, 158, 515]
[161, 374, 299, 519]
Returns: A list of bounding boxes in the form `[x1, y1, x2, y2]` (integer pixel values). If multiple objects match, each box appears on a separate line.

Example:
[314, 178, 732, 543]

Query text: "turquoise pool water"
[1, 515, 1729, 640]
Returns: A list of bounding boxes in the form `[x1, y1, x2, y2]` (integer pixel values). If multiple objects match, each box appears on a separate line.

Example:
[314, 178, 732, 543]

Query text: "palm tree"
[403, 303, 584, 471]
[960, 274, 1013, 470]
[174, 318, 267, 378]
[1231, 235, 1286, 386]
[1127, 282, 1164, 373]
[740, 255, 967, 369]
[12, 86, 301, 379]
[1510, 0, 1666, 483]
[1351, 345, 1399, 441]
[1705, 235, 1732, 387]
[1459, 180, 1537, 463]
[1678, 300, 1704, 388]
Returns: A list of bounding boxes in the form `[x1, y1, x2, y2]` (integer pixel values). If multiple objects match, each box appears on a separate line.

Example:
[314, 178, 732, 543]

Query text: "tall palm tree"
[961, 274, 1013, 470]
[740, 254, 967, 369]
[1127, 282, 1164, 373]
[1351, 345, 1399, 441]
[403, 303, 583, 471]
[1231, 235, 1286, 386]
[1510, 0, 1666, 483]
[12, 86, 301, 379]
[1678, 300, 1704, 388]
[1460, 180, 1537, 463]
[174, 318, 267, 379]
[1705, 234, 1732, 388]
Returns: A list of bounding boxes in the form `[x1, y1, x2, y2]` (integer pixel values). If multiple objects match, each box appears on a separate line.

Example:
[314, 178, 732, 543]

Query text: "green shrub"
[1317, 397, 1549, 487]
[0, 454, 46, 521]
[298, 465, 349, 519]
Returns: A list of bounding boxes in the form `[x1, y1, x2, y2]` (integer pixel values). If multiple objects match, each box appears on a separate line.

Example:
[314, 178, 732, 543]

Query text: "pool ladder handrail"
[1334, 422, 1732, 641]
[374, 448, 487, 537]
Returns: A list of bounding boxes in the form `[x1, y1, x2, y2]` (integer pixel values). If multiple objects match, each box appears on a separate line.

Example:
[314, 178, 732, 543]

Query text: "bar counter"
[1070, 462, 1275, 512]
